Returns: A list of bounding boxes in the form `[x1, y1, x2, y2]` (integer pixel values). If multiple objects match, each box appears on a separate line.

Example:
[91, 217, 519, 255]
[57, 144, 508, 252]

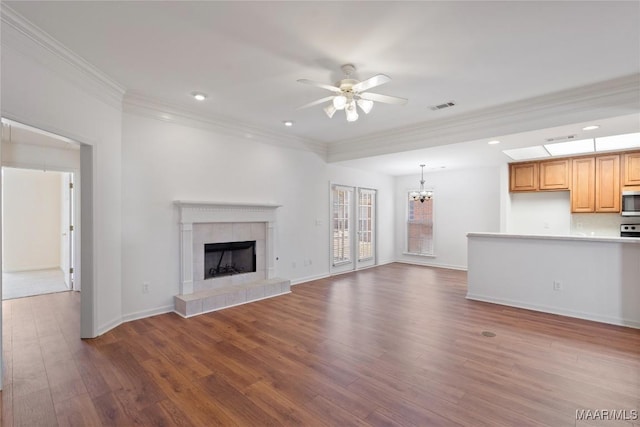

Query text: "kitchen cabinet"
[539, 159, 570, 190]
[571, 157, 595, 212]
[595, 155, 620, 212]
[571, 155, 620, 213]
[622, 152, 640, 186]
[509, 162, 538, 192]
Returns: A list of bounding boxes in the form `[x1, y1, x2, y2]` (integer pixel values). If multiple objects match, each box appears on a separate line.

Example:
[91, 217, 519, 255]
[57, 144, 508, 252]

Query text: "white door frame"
[329, 184, 378, 275]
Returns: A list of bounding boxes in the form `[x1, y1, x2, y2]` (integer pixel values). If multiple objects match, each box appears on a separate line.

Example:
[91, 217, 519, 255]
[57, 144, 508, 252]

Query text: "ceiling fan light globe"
[357, 99, 374, 114]
[333, 95, 347, 110]
[346, 107, 359, 122]
[324, 104, 336, 118]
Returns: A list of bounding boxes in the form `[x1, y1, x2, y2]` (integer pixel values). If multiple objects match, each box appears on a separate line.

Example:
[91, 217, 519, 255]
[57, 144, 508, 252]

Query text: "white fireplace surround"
[175, 201, 280, 295]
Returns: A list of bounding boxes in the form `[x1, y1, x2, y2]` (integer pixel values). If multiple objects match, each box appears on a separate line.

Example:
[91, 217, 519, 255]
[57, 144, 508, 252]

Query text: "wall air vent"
[430, 101, 456, 111]
[545, 134, 577, 143]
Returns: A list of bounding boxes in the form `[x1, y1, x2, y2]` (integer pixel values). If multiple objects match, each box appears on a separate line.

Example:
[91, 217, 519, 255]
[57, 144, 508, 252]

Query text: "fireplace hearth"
[204, 240, 256, 279]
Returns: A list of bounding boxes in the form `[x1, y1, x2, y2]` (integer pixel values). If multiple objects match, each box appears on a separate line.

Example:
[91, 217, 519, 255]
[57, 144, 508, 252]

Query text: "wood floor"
[2, 263, 639, 426]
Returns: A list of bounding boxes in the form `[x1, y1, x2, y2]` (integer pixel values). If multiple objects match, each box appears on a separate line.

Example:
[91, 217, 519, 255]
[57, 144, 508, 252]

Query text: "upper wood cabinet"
[571, 155, 620, 213]
[510, 162, 538, 192]
[539, 159, 570, 190]
[622, 152, 640, 186]
[595, 155, 620, 212]
[571, 157, 595, 212]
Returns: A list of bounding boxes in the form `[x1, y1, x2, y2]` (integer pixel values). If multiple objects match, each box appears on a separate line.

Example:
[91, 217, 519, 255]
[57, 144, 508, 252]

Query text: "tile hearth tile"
[174, 278, 291, 318]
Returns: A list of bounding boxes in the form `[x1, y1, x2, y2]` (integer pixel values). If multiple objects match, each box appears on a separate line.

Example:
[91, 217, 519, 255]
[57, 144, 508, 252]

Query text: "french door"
[330, 185, 377, 274]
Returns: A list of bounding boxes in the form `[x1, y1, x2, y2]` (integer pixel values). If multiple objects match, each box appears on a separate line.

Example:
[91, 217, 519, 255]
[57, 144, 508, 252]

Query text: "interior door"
[61, 172, 74, 289]
[356, 188, 376, 269]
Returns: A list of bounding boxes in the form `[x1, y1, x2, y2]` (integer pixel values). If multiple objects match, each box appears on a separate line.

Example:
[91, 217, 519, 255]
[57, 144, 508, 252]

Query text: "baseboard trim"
[466, 293, 640, 329]
[98, 305, 176, 336]
[291, 273, 330, 286]
[97, 316, 123, 336]
[122, 305, 175, 323]
[395, 259, 468, 271]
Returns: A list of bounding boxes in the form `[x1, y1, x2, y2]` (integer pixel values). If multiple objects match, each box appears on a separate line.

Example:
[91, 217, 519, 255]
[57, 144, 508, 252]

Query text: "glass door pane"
[332, 186, 352, 266]
[356, 188, 376, 269]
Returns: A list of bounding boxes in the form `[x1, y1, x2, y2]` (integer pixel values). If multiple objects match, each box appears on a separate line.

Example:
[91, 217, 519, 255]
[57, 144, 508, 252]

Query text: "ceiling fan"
[297, 64, 408, 122]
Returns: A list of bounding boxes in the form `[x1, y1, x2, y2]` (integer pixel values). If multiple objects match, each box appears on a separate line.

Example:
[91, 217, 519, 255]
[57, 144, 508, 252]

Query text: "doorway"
[330, 184, 377, 274]
[1, 167, 75, 299]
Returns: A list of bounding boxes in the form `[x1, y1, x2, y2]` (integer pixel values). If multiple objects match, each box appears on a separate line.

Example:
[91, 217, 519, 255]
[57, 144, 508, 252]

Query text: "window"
[407, 194, 434, 255]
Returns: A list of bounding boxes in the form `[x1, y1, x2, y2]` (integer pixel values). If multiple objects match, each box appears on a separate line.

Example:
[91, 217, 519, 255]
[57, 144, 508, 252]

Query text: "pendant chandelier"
[409, 164, 433, 203]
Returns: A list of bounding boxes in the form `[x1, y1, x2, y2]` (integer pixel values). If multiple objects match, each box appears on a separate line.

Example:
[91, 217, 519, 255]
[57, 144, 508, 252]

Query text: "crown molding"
[1, 4, 126, 107]
[327, 74, 640, 162]
[123, 92, 328, 158]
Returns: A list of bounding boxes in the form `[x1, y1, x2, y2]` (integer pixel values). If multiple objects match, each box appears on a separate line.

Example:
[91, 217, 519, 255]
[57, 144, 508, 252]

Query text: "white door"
[356, 188, 376, 269]
[330, 185, 355, 274]
[61, 173, 74, 289]
[330, 185, 377, 274]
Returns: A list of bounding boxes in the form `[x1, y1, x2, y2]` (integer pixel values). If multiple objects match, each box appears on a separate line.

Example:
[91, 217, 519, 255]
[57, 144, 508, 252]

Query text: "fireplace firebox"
[204, 240, 256, 279]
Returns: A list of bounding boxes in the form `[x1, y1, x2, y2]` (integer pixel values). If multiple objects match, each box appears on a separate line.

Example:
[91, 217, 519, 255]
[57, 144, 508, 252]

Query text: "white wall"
[468, 234, 640, 328]
[120, 113, 395, 320]
[2, 19, 124, 335]
[2, 168, 62, 271]
[507, 191, 571, 235]
[395, 167, 501, 270]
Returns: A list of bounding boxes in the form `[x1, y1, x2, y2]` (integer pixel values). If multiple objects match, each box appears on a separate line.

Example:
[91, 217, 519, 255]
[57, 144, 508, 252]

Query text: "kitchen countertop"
[467, 232, 640, 244]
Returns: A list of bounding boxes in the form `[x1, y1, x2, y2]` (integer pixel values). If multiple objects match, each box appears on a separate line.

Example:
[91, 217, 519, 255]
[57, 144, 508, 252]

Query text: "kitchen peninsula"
[467, 232, 640, 328]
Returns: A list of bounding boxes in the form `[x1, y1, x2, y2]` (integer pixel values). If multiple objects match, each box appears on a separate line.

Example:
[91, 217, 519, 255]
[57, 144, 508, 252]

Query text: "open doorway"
[1, 167, 75, 300]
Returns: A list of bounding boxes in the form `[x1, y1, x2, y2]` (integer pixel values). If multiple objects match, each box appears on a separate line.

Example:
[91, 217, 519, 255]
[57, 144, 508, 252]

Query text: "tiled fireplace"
[174, 201, 290, 317]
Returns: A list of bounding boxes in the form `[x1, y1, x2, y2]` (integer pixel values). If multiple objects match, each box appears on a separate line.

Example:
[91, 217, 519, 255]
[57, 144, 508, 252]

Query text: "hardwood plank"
[54, 393, 102, 427]
[2, 263, 639, 427]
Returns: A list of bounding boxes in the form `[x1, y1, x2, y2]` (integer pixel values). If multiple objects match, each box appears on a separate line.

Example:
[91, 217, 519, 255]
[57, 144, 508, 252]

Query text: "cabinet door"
[622, 152, 640, 186]
[571, 157, 595, 212]
[510, 162, 538, 192]
[595, 155, 620, 212]
[539, 159, 570, 190]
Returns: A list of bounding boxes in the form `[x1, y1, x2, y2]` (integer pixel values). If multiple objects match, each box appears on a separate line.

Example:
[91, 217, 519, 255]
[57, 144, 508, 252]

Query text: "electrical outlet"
[292, 261, 296, 269]
[142, 282, 150, 294]
[553, 280, 562, 291]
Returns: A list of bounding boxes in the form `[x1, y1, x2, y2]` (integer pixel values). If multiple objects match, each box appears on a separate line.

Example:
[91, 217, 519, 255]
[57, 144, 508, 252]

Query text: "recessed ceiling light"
[283, 121, 294, 127]
[488, 140, 501, 145]
[192, 92, 207, 101]
[544, 138, 594, 156]
[582, 125, 600, 131]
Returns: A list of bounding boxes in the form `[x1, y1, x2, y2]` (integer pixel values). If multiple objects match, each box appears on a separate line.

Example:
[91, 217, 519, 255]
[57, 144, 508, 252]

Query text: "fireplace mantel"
[174, 201, 281, 224]
[175, 200, 281, 295]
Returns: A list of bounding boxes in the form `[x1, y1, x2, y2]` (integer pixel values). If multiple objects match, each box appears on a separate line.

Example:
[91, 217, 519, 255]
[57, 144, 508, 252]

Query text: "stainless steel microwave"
[622, 191, 640, 216]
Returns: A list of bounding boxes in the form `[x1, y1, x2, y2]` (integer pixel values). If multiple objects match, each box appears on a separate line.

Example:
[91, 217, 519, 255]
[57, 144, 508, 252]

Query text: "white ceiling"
[4, 1, 640, 174]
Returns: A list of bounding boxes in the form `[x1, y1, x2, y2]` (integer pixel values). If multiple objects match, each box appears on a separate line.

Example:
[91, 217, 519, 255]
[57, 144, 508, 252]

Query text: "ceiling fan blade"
[297, 96, 335, 110]
[359, 92, 408, 105]
[351, 74, 391, 93]
[297, 79, 342, 93]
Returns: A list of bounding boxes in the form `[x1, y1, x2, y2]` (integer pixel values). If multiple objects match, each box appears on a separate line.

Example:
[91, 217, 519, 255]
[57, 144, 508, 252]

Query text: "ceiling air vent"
[430, 101, 456, 111]
[545, 134, 577, 143]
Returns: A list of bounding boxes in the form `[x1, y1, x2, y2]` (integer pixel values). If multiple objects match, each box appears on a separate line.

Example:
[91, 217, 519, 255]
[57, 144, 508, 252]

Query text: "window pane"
[407, 195, 434, 255]
[333, 188, 351, 264]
